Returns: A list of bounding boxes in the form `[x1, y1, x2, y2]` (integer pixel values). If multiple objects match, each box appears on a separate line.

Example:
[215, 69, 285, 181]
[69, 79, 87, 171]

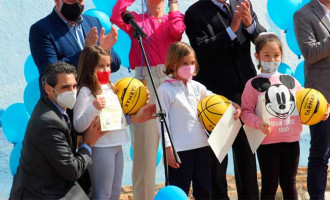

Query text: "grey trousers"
[90, 146, 124, 200]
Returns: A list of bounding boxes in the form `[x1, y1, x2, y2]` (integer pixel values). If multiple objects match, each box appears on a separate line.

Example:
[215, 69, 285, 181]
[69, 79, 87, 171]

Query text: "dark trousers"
[169, 146, 211, 200]
[257, 142, 300, 200]
[211, 128, 259, 200]
[308, 118, 330, 200]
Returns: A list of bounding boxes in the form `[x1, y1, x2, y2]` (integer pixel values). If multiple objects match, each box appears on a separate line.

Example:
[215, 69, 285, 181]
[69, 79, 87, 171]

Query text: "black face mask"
[60, 1, 84, 22]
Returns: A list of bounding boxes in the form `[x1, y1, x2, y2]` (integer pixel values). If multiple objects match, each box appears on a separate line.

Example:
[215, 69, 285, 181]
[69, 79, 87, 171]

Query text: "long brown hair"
[77, 45, 114, 97]
[164, 41, 199, 76]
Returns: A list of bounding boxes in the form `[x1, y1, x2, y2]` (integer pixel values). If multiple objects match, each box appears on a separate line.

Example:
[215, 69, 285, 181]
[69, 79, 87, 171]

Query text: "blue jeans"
[308, 118, 330, 200]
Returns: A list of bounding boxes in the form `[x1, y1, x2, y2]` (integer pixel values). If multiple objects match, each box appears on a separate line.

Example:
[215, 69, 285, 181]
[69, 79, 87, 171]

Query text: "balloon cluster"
[84, 0, 131, 68]
[2, 55, 39, 176]
[267, 0, 309, 86]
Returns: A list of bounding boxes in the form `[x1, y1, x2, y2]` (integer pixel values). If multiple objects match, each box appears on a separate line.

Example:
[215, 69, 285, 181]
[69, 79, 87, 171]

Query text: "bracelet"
[169, 0, 178, 4]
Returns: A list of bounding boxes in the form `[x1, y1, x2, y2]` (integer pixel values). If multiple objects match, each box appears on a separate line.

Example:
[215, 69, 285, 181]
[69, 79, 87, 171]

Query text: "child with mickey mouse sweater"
[241, 33, 303, 200]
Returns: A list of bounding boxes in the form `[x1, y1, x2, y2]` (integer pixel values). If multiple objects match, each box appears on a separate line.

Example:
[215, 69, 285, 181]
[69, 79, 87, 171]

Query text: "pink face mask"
[177, 65, 195, 81]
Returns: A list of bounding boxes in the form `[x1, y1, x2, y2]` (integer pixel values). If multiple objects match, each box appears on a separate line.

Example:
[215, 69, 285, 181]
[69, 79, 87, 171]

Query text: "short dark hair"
[42, 62, 77, 88]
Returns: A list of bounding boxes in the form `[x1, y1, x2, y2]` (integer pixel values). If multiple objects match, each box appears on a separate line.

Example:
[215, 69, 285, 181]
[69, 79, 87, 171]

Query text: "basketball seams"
[126, 81, 142, 114]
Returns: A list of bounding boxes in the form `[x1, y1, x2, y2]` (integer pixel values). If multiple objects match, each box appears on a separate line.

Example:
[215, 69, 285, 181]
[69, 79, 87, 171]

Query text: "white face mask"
[52, 88, 77, 109]
[260, 61, 280, 73]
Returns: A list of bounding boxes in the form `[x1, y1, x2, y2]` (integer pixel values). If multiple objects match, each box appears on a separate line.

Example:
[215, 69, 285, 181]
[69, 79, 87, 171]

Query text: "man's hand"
[237, 0, 253, 27]
[83, 116, 106, 147]
[85, 27, 98, 47]
[129, 104, 157, 123]
[99, 26, 118, 52]
[230, 10, 242, 32]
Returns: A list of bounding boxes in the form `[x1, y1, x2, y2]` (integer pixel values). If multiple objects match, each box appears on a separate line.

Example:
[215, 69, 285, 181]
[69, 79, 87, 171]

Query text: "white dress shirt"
[317, 0, 330, 22]
[157, 77, 213, 152]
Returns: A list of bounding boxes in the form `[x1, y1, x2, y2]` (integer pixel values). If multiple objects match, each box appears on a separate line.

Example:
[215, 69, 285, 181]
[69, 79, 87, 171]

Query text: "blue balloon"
[286, 27, 302, 58]
[24, 78, 40, 115]
[9, 142, 23, 176]
[2, 103, 30, 143]
[278, 63, 293, 76]
[113, 29, 131, 68]
[93, 0, 116, 17]
[24, 55, 39, 83]
[294, 60, 305, 87]
[267, 0, 300, 30]
[84, 9, 112, 34]
[130, 143, 163, 166]
[155, 186, 188, 200]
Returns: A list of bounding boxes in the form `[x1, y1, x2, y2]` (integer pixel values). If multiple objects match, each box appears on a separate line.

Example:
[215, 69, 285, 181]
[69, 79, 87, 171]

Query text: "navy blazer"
[185, 0, 266, 100]
[29, 9, 121, 94]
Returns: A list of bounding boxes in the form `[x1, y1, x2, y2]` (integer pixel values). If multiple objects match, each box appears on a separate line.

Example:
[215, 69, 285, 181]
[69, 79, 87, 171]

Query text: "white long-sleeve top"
[73, 84, 129, 147]
[157, 77, 213, 152]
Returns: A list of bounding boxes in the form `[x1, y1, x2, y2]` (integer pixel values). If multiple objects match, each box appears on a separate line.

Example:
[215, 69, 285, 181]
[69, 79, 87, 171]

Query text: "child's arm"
[156, 86, 172, 149]
[73, 88, 102, 133]
[240, 80, 263, 130]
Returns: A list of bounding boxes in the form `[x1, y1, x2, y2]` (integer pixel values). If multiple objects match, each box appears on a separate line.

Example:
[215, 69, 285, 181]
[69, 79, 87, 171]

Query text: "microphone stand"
[133, 31, 180, 186]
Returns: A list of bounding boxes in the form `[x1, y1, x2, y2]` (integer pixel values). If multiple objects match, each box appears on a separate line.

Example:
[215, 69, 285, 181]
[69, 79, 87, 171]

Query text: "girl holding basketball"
[73, 45, 156, 200]
[157, 41, 241, 199]
[240, 33, 329, 200]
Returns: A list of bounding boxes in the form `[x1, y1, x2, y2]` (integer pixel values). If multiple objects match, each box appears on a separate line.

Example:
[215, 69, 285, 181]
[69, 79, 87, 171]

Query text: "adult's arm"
[244, 1, 266, 42]
[29, 23, 81, 76]
[184, 8, 234, 59]
[110, 0, 135, 34]
[167, 5, 185, 40]
[37, 120, 92, 181]
[110, 48, 121, 73]
[294, 11, 330, 64]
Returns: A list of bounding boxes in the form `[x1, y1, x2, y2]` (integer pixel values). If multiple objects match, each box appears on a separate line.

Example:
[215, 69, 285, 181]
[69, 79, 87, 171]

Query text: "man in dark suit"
[185, 0, 266, 199]
[294, 1, 330, 199]
[29, 0, 121, 97]
[9, 62, 104, 199]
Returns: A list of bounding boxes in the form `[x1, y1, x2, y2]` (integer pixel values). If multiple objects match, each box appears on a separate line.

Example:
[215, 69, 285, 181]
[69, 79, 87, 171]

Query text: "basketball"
[296, 88, 328, 125]
[114, 77, 148, 114]
[197, 95, 231, 131]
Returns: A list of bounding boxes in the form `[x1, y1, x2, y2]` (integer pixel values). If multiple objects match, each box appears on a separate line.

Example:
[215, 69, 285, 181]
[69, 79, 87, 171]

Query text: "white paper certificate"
[208, 104, 242, 164]
[100, 91, 127, 131]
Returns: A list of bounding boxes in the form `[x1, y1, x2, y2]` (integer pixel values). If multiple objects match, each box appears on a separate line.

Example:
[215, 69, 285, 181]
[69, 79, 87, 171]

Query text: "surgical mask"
[60, 1, 84, 22]
[52, 88, 77, 109]
[260, 61, 280, 73]
[97, 71, 111, 84]
[177, 65, 195, 81]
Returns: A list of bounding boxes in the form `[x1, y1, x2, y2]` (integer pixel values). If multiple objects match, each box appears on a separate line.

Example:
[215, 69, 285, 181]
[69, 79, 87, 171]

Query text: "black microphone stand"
[133, 30, 180, 186]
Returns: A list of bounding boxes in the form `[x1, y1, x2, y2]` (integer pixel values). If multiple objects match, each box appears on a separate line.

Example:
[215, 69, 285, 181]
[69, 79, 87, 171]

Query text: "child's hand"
[166, 146, 181, 169]
[93, 95, 106, 110]
[259, 121, 270, 135]
[232, 102, 242, 120]
[322, 103, 330, 121]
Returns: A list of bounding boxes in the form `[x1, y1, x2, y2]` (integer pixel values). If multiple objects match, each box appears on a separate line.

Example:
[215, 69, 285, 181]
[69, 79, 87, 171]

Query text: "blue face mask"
[260, 61, 280, 73]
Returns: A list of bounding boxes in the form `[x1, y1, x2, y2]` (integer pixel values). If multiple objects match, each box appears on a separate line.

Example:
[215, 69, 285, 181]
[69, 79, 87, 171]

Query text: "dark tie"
[63, 113, 72, 132]
[223, 3, 232, 18]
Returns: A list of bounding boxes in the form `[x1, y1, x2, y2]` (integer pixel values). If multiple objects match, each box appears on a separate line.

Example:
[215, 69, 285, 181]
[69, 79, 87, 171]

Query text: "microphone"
[121, 10, 147, 39]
